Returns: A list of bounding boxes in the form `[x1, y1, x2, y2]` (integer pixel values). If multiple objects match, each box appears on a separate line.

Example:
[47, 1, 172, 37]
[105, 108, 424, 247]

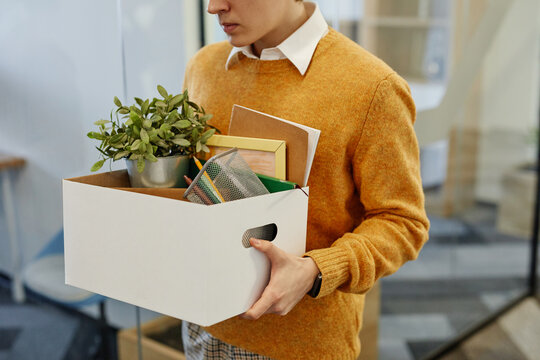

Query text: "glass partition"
[315, 1, 539, 359]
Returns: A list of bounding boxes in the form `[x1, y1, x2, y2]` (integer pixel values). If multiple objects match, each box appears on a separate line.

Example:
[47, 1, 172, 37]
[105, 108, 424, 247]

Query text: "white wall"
[475, 0, 540, 202]
[122, 0, 189, 100]
[0, 0, 190, 275]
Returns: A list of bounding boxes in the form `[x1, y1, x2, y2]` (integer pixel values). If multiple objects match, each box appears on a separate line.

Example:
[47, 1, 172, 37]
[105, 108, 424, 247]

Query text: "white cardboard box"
[63, 170, 308, 326]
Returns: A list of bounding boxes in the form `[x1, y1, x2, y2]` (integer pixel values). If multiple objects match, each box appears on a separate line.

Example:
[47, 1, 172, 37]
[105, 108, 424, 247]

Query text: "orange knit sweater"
[184, 29, 430, 359]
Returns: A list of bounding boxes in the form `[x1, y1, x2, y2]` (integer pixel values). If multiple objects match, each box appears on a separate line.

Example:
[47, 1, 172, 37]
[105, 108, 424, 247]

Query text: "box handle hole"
[242, 223, 278, 248]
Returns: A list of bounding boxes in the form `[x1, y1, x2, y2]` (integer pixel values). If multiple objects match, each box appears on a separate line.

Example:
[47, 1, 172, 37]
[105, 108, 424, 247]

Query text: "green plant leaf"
[95, 146, 109, 157]
[118, 108, 130, 115]
[169, 110, 180, 121]
[202, 144, 210, 153]
[142, 119, 152, 129]
[140, 142, 147, 153]
[171, 138, 191, 147]
[94, 119, 110, 126]
[113, 151, 130, 160]
[137, 157, 145, 173]
[130, 139, 141, 151]
[187, 101, 200, 112]
[148, 129, 159, 141]
[174, 120, 191, 129]
[155, 101, 167, 108]
[157, 85, 168, 98]
[208, 124, 221, 133]
[91, 159, 105, 172]
[141, 129, 150, 144]
[87, 131, 106, 140]
[196, 141, 201, 153]
[160, 123, 172, 132]
[200, 114, 213, 123]
[144, 153, 158, 162]
[109, 133, 124, 143]
[186, 105, 194, 118]
[114, 96, 122, 107]
[134, 97, 144, 106]
[130, 110, 141, 125]
[182, 102, 188, 116]
[200, 128, 215, 142]
[170, 94, 184, 107]
[141, 99, 149, 115]
[156, 139, 168, 148]
[130, 106, 142, 115]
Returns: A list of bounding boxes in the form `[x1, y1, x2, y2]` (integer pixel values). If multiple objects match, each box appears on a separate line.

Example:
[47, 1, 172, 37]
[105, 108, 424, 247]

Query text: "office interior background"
[0, 0, 539, 359]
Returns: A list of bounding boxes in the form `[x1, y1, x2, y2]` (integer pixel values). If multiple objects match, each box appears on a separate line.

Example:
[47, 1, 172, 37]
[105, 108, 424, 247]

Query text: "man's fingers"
[242, 286, 277, 320]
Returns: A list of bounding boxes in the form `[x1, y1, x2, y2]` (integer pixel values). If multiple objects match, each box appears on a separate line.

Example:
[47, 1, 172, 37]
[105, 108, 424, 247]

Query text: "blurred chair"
[22, 229, 110, 356]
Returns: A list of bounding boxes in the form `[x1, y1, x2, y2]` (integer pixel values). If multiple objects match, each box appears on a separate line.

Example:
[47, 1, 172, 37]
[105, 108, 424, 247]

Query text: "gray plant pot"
[126, 154, 190, 188]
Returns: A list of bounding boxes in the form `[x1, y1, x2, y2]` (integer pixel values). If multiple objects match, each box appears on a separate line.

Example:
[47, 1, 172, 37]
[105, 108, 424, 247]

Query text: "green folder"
[256, 173, 297, 193]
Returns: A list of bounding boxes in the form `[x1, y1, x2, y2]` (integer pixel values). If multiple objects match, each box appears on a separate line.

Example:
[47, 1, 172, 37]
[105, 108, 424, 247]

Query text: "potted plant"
[88, 85, 218, 188]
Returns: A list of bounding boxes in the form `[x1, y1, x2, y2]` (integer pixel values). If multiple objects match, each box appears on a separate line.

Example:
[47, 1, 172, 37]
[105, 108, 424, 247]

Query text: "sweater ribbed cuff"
[304, 247, 350, 298]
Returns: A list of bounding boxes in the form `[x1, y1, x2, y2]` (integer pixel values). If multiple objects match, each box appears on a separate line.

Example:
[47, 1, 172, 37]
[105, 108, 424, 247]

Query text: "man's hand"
[241, 238, 320, 320]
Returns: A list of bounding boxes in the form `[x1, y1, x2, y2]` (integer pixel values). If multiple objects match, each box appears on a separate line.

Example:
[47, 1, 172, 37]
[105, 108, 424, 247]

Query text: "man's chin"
[227, 36, 251, 49]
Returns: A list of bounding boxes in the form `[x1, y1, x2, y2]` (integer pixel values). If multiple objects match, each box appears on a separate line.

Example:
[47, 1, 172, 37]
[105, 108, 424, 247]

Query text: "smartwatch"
[308, 272, 322, 298]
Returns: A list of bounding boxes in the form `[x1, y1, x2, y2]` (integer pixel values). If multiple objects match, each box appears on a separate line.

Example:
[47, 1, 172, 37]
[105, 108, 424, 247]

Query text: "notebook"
[228, 104, 320, 186]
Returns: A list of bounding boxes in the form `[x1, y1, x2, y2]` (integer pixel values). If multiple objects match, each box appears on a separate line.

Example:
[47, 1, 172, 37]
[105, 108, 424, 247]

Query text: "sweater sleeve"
[304, 73, 430, 298]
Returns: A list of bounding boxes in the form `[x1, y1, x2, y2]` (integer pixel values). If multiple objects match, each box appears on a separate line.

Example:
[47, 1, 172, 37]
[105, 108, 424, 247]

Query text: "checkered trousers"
[182, 321, 273, 360]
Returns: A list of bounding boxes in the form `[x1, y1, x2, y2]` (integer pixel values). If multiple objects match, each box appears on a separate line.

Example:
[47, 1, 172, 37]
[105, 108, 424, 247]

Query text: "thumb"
[250, 238, 281, 261]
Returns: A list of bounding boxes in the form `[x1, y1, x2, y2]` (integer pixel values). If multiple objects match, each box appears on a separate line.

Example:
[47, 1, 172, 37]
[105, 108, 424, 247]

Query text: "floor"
[440, 297, 540, 360]
[0, 280, 116, 360]
[378, 202, 536, 360]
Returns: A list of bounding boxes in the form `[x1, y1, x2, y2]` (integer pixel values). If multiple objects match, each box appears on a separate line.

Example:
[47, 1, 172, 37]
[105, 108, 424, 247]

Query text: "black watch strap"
[308, 272, 322, 298]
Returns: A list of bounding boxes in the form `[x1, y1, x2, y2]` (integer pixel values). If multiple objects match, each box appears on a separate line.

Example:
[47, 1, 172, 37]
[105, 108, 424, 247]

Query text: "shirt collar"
[225, 2, 328, 75]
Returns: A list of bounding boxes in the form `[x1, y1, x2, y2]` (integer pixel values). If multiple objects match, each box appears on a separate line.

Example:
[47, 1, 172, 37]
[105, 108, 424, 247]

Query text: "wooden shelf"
[361, 0, 452, 84]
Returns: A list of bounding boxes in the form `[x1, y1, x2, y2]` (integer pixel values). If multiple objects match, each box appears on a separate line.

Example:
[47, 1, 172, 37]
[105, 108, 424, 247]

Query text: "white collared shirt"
[225, 2, 329, 76]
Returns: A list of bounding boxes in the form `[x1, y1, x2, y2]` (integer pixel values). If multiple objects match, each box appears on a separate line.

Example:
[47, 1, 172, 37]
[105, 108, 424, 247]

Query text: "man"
[182, 0, 430, 358]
